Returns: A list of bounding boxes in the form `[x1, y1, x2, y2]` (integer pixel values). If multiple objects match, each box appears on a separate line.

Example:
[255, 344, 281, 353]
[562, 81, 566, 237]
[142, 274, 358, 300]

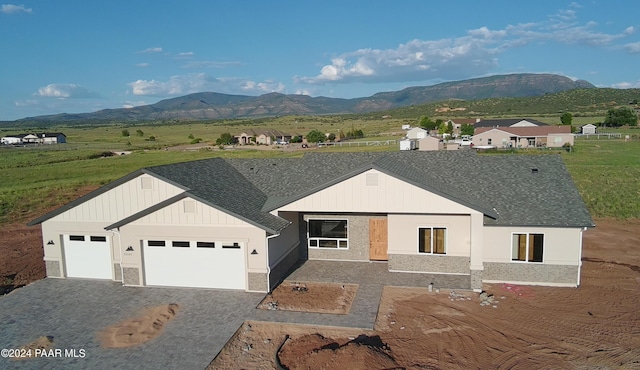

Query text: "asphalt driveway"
[0, 279, 264, 370]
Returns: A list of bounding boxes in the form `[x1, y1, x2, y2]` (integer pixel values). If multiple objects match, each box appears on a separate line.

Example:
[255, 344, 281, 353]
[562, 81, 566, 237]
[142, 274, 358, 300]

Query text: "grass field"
[1, 120, 638, 224]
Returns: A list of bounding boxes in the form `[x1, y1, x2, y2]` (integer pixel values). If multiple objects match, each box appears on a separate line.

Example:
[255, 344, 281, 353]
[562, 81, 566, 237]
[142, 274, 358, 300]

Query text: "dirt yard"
[2, 216, 639, 368]
[209, 219, 640, 369]
[258, 282, 358, 314]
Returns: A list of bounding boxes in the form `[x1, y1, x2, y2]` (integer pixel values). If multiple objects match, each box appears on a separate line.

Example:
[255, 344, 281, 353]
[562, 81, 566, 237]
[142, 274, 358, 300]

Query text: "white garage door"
[143, 240, 246, 290]
[63, 235, 113, 279]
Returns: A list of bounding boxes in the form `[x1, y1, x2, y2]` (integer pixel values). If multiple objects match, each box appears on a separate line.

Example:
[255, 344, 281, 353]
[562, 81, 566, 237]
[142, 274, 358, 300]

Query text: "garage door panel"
[143, 241, 246, 290]
[63, 235, 113, 279]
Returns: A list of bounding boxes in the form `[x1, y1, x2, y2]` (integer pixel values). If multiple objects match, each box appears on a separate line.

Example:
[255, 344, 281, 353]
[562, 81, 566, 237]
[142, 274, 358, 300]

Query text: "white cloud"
[128, 73, 286, 96]
[300, 6, 636, 85]
[182, 60, 242, 69]
[624, 41, 640, 54]
[34, 83, 99, 98]
[14, 99, 38, 107]
[295, 89, 312, 96]
[176, 52, 194, 57]
[611, 81, 640, 89]
[122, 100, 149, 109]
[136, 63, 150, 68]
[138, 47, 163, 54]
[1, 4, 32, 14]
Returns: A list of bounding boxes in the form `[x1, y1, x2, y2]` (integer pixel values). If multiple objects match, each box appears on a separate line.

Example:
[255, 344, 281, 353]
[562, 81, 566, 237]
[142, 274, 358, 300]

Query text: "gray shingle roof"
[29, 151, 594, 231]
[474, 118, 548, 128]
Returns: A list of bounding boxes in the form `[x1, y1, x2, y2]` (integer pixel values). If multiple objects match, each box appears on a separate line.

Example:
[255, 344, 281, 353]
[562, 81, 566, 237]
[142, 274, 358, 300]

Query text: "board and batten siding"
[276, 169, 476, 214]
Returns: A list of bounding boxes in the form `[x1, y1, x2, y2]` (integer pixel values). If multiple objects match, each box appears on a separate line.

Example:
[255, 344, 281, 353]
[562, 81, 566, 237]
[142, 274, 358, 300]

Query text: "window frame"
[417, 227, 447, 255]
[511, 232, 544, 263]
[307, 218, 349, 249]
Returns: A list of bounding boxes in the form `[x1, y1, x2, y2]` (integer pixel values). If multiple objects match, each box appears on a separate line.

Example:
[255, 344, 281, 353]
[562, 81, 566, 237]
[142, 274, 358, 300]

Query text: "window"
[69, 235, 85, 241]
[147, 240, 166, 247]
[222, 242, 241, 249]
[172, 241, 190, 248]
[512, 233, 544, 262]
[418, 227, 446, 254]
[90, 236, 107, 242]
[528, 138, 536, 146]
[308, 219, 348, 249]
[487, 138, 492, 145]
[197, 242, 215, 248]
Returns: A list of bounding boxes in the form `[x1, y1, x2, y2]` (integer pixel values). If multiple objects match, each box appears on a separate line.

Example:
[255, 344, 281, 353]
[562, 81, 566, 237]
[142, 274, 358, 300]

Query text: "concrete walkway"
[0, 261, 470, 369]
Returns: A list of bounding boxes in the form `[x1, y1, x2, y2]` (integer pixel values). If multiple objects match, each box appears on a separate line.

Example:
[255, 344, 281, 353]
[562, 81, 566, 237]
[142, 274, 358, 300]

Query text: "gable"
[510, 120, 539, 127]
[275, 169, 477, 214]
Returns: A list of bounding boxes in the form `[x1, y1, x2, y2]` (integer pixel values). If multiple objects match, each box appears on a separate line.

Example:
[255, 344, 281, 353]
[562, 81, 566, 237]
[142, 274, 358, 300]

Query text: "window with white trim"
[308, 219, 348, 249]
[512, 233, 544, 262]
[418, 227, 446, 254]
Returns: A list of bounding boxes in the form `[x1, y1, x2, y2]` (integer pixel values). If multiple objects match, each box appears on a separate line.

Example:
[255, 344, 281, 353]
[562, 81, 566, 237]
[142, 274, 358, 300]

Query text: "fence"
[575, 133, 622, 139]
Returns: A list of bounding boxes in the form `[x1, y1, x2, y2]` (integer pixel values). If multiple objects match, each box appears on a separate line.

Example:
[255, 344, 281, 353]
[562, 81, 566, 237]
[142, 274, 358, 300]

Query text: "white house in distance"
[406, 127, 429, 139]
[473, 126, 574, 148]
[1, 132, 66, 145]
[29, 151, 593, 293]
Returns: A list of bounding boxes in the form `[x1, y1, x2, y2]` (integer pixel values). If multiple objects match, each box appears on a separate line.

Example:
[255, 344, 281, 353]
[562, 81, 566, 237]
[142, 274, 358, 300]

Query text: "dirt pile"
[98, 304, 179, 348]
[277, 334, 400, 370]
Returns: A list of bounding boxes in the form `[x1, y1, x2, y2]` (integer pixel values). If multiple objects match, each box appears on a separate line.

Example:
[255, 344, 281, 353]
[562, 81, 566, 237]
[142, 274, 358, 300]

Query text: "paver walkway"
[0, 260, 470, 369]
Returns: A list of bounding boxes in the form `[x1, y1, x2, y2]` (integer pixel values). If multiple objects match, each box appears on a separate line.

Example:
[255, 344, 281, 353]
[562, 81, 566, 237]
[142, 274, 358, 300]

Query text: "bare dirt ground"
[0, 186, 98, 295]
[98, 304, 180, 348]
[209, 218, 640, 369]
[258, 282, 358, 314]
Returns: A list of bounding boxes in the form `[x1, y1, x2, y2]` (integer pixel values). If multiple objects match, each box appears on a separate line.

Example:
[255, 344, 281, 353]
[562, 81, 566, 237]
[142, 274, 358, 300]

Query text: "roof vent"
[531, 168, 539, 174]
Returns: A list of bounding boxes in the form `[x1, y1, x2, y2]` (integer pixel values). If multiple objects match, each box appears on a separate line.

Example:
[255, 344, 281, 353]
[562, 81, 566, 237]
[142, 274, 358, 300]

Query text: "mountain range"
[14, 73, 594, 123]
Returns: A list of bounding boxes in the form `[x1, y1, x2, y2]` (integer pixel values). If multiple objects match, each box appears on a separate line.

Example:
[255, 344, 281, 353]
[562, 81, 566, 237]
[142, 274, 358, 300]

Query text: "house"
[0, 132, 66, 145]
[472, 126, 574, 148]
[474, 118, 548, 129]
[28, 151, 593, 293]
[445, 118, 480, 135]
[406, 127, 428, 139]
[235, 129, 298, 145]
[581, 124, 597, 135]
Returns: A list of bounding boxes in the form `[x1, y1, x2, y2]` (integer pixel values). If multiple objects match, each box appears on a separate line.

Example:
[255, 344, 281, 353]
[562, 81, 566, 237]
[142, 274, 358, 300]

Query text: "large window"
[512, 233, 544, 262]
[418, 227, 446, 254]
[308, 219, 348, 249]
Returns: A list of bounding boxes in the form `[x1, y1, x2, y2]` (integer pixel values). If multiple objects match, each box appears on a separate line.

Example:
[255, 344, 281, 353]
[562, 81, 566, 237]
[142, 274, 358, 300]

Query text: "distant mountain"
[12, 74, 594, 124]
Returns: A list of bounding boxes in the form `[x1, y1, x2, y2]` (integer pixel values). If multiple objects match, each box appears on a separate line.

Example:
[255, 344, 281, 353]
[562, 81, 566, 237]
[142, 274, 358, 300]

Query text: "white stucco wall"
[387, 214, 471, 257]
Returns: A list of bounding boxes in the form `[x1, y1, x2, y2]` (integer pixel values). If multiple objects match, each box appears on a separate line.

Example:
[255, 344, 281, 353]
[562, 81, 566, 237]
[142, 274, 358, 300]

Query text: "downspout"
[577, 227, 587, 287]
[265, 232, 281, 292]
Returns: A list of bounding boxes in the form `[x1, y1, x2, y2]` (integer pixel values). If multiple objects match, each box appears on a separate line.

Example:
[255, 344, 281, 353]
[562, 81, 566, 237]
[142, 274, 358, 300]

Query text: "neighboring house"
[581, 124, 597, 135]
[406, 127, 428, 139]
[0, 132, 66, 145]
[474, 118, 548, 129]
[445, 118, 480, 135]
[235, 129, 298, 145]
[473, 126, 574, 148]
[28, 151, 593, 293]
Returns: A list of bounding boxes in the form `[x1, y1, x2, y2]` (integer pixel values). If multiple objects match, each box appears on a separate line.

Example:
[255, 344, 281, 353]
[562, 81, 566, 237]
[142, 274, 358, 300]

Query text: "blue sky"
[1, 1, 639, 121]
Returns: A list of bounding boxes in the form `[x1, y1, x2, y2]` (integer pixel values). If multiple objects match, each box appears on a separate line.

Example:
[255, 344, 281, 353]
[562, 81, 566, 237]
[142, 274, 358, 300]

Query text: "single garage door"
[63, 234, 113, 279]
[143, 240, 246, 290]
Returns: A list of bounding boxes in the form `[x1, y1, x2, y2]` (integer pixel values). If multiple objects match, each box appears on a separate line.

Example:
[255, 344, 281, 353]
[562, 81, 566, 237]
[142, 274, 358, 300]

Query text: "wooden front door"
[369, 218, 388, 261]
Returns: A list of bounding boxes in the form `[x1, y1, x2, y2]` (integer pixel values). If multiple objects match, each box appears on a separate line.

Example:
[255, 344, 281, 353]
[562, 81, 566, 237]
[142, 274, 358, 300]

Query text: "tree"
[419, 116, 437, 130]
[327, 133, 336, 142]
[603, 107, 638, 127]
[446, 121, 454, 135]
[460, 124, 474, 136]
[560, 112, 573, 126]
[215, 132, 236, 145]
[121, 129, 130, 137]
[437, 122, 447, 135]
[306, 129, 325, 143]
[136, 129, 144, 137]
[290, 135, 302, 143]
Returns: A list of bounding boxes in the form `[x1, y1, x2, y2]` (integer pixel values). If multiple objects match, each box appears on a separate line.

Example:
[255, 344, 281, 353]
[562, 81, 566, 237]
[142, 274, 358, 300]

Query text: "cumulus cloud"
[300, 6, 636, 85]
[1, 4, 32, 14]
[611, 81, 640, 89]
[138, 47, 163, 54]
[34, 83, 99, 98]
[136, 62, 150, 68]
[176, 52, 194, 57]
[624, 41, 640, 53]
[128, 73, 285, 96]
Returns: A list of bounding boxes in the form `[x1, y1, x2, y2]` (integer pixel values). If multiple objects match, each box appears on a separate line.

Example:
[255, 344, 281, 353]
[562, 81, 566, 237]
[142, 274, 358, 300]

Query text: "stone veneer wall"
[45, 260, 61, 277]
[388, 254, 470, 274]
[113, 264, 122, 282]
[268, 244, 300, 291]
[248, 273, 268, 292]
[470, 270, 483, 291]
[303, 214, 380, 261]
[483, 262, 579, 285]
[123, 267, 140, 286]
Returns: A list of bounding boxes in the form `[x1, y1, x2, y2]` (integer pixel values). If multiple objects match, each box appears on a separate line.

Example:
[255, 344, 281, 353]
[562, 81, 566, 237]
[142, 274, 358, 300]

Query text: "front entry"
[369, 218, 388, 261]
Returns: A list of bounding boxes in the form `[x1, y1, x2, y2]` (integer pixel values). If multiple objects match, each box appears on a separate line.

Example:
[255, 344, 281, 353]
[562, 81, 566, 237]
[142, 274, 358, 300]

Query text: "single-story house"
[474, 118, 548, 129]
[473, 126, 574, 148]
[581, 124, 597, 135]
[406, 127, 428, 139]
[0, 132, 66, 145]
[445, 119, 480, 135]
[235, 129, 299, 145]
[28, 151, 593, 293]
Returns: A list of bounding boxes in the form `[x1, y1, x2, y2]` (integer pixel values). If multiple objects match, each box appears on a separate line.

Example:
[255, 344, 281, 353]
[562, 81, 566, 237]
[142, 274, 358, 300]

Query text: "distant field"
[1, 120, 638, 225]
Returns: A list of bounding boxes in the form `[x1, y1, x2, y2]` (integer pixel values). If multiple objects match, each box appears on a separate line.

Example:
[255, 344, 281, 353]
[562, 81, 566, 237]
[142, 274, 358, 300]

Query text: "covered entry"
[143, 239, 246, 290]
[63, 234, 113, 279]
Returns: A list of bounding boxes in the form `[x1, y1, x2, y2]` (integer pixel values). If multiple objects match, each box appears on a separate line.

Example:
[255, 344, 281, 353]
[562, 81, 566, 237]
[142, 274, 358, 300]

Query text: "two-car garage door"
[143, 240, 246, 290]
